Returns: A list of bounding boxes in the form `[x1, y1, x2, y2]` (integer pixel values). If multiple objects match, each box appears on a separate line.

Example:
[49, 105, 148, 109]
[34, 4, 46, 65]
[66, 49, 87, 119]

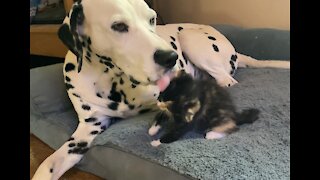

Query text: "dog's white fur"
[32, 0, 290, 179]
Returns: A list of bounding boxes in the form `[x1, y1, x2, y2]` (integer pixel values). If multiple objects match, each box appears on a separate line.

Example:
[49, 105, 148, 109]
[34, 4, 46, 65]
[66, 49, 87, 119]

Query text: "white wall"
[155, 0, 290, 30]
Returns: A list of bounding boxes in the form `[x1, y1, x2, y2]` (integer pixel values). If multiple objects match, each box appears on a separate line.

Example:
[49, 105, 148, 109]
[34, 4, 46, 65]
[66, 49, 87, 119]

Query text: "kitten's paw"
[148, 124, 161, 136]
[205, 131, 226, 139]
[151, 140, 161, 147]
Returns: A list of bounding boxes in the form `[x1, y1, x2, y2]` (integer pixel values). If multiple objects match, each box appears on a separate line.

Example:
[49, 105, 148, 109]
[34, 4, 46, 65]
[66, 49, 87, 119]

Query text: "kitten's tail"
[235, 108, 260, 125]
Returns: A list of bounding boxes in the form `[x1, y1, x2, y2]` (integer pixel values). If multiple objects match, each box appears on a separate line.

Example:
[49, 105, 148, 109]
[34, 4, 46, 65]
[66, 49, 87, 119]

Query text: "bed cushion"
[30, 25, 290, 180]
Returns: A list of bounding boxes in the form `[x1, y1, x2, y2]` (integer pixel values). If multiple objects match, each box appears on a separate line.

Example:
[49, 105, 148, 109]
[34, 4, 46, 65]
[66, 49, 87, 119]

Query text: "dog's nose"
[154, 50, 178, 68]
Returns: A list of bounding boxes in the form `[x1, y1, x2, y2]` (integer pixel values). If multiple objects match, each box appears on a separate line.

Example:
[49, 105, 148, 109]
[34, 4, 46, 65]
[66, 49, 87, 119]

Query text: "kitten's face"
[157, 71, 201, 123]
[158, 71, 194, 102]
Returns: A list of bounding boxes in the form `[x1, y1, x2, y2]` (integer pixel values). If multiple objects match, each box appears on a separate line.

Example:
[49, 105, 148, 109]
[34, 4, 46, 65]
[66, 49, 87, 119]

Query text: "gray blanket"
[90, 68, 290, 180]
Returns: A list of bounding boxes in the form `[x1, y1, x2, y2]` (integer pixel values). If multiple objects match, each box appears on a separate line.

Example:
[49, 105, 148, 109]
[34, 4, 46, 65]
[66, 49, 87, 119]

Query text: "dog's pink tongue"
[156, 75, 171, 92]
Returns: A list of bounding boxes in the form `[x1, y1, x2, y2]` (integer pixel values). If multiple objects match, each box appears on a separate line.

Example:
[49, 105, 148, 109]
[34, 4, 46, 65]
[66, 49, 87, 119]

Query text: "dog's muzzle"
[154, 50, 178, 69]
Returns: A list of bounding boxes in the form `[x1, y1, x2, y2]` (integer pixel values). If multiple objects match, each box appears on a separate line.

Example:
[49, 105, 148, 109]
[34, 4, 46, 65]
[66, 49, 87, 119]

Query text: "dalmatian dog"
[32, 0, 290, 179]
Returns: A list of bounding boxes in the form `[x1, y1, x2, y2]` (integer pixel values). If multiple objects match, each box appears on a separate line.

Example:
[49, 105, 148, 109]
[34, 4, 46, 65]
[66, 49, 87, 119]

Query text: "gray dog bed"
[30, 25, 290, 180]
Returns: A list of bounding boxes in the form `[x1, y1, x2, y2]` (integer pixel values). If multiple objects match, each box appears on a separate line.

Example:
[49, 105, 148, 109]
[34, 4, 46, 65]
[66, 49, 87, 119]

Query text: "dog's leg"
[206, 67, 238, 87]
[32, 117, 111, 180]
[237, 53, 290, 69]
[178, 28, 239, 87]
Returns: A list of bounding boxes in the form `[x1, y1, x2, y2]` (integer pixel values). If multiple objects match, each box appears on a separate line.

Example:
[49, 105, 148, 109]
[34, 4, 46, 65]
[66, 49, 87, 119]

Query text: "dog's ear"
[58, 2, 85, 72]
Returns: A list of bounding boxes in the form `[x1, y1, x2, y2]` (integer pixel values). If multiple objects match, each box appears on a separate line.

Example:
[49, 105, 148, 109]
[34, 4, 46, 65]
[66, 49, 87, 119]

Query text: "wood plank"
[64, 0, 74, 13]
[30, 25, 68, 58]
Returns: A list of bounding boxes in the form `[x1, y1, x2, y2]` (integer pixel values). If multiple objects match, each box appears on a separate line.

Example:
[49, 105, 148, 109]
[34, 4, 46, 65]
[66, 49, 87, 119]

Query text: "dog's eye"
[149, 17, 155, 26]
[111, 22, 129, 32]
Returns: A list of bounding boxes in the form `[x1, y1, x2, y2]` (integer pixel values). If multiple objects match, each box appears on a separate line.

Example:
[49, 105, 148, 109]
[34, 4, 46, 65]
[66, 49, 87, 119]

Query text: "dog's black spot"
[65, 63, 75, 72]
[208, 36, 216, 40]
[150, 17, 155, 25]
[139, 108, 151, 114]
[94, 122, 101, 126]
[231, 54, 237, 62]
[212, 44, 219, 52]
[82, 41, 86, 47]
[96, 93, 102, 98]
[204, 32, 208, 34]
[68, 143, 76, 147]
[120, 90, 127, 98]
[108, 102, 119, 110]
[87, 37, 91, 45]
[131, 84, 136, 88]
[179, 59, 184, 68]
[132, 98, 135, 101]
[50, 168, 53, 173]
[65, 83, 74, 90]
[77, 141, 88, 147]
[119, 78, 124, 85]
[128, 105, 135, 110]
[68, 141, 89, 154]
[67, 137, 74, 141]
[65, 76, 71, 82]
[82, 104, 91, 111]
[170, 36, 176, 41]
[104, 61, 114, 69]
[178, 26, 184, 31]
[230, 61, 235, 69]
[170, 42, 177, 50]
[90, 130, 99, 135]
[230, 70, 235, 75]
[86, 51, 91, 58]
[129, 76, 141, 85]
[108, 82, 122, 102]
[85, 117, 96, 122]
[68, 147, 89, 154]
[182, 51, 188, 64]
[104, 68, 109, 73]
[101, 125, 107, 131]
[100, 56, 112, 61]
[72, 93, 80, 98]
[87, 45, 92, 52]
[85, 55, 91, 62]
[124, 99, 129, 105]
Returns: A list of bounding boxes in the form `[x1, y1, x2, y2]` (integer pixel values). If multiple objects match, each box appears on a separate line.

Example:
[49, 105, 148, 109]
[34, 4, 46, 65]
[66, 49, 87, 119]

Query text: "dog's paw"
[148, 124, 161, 136]
[205, 131, 226, 139]
[151, 140, 161, 147]
[216, 76, 238, 87]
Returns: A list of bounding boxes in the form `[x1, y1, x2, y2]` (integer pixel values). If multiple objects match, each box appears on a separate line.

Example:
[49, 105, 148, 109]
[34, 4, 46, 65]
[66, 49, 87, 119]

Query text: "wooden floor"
[30, 134, 104, 180]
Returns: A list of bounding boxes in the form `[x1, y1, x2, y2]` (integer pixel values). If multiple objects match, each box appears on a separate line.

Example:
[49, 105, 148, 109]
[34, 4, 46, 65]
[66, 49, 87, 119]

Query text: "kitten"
[149, 71, 260, 147]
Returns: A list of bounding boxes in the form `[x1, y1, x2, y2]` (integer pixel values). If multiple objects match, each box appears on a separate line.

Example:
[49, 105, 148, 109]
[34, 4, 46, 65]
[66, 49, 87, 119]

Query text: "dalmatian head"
[58, 0, 177, 87]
